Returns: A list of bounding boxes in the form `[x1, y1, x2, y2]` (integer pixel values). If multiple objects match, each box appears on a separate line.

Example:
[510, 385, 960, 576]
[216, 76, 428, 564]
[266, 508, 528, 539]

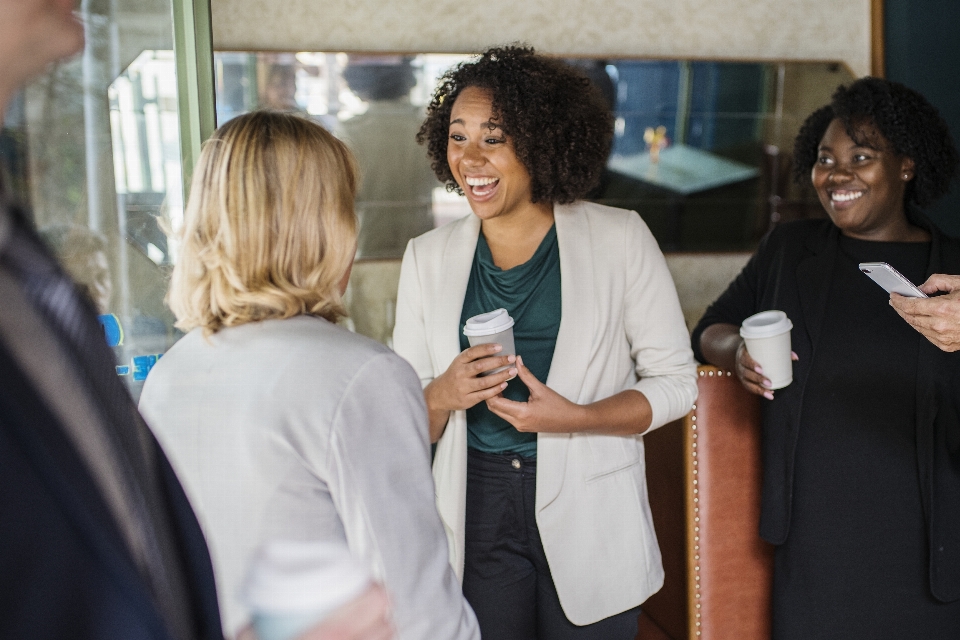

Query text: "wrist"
[423, 379, 448, 413]
[568, 400, 591, 431]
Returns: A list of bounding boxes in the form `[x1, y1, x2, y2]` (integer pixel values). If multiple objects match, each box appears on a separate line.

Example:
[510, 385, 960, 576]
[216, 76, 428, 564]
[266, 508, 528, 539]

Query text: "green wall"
[885, 0, 960, 236]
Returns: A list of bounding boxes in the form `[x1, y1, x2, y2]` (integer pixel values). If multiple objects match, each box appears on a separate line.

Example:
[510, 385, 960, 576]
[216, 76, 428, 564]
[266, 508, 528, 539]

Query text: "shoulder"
[408, 214, 474, 251]
[926, 219, 960, 267]
[558, 200, 638, 226]
[402, 214, 479, 274]
[556, 201, 653, 246]
[767, 218, 831, 241]
[151, 316, 397, 388]
[754, 218, 833, 260]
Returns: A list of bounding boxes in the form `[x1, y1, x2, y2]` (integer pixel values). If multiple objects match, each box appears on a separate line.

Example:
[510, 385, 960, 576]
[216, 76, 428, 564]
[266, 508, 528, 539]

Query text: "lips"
[830, 190, 864, 203]
[827, 189, 866, 211]
[465, 176, 500, 199]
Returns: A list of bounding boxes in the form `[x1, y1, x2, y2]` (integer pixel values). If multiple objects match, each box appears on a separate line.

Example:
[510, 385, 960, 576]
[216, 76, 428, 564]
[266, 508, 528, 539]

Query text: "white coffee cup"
[463, 308, 516, 377]
[739, 310, 794, 390]
[242, 541, 371, 640]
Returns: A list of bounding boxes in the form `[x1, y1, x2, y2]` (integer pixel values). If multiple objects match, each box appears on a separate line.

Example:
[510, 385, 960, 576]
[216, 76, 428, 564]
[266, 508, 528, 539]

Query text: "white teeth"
[465, 177, 498, 186]
[831, 191, 864, 202]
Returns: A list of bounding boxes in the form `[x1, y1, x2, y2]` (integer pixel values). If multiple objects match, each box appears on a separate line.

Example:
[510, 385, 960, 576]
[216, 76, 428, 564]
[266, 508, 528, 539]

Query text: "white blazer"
[393, 201, 698, 625]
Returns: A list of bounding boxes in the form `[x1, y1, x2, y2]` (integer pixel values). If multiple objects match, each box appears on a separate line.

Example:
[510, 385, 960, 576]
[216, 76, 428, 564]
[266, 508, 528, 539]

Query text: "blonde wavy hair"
[169, 111, 358, 334]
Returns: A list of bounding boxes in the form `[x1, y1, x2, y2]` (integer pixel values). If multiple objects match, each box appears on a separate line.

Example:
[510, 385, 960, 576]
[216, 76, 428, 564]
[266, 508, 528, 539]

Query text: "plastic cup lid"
[739, 310, 793, 339]
[463, 308, 515, 337]
[241, 541, 370, 614]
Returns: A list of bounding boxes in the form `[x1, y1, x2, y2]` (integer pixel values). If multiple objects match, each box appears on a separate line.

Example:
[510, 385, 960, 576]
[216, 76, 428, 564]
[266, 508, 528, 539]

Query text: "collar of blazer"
[432, 202, 601, 505]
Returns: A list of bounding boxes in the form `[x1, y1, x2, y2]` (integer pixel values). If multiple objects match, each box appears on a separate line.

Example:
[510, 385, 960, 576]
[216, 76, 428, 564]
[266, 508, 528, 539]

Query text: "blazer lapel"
[433, 214, 481, 374]
[538, 203, 591, 511]
[546, 202, 593, 401]
[794, 226, 837, 350]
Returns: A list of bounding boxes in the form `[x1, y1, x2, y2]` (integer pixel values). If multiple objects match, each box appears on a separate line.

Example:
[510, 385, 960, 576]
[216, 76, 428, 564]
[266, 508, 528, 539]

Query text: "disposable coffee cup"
[242, 541, 371, 640]
[463, 308, 516, 377]
[739, 310, 794, 390]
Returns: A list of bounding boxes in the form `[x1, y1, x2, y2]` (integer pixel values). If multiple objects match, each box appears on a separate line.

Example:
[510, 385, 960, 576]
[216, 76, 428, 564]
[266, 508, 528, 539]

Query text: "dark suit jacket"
[0, 204, 223, 640]
[692, 211, 960, 603]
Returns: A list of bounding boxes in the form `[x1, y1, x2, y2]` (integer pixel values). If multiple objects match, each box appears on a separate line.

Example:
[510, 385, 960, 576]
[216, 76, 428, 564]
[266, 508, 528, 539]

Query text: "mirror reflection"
[214, 53, 855, 253]
[212, 52, 855, 344]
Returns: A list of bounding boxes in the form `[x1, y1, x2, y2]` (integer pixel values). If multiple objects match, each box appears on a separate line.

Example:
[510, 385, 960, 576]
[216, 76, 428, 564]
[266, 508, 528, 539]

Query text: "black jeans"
[462, 448, 641, 640]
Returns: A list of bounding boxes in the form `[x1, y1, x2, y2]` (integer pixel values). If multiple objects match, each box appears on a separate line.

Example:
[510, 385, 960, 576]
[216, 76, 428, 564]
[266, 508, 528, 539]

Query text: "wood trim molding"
[871, 0, 885, 77]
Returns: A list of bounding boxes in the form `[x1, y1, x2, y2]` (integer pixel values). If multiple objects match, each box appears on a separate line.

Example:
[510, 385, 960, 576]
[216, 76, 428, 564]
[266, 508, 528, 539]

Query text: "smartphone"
[859, 262, 928, 298]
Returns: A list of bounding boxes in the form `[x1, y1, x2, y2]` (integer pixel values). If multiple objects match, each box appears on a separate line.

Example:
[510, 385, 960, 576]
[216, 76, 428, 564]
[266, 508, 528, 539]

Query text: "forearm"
[423, 381, 451, 443]
[698, 323, 742, 371]
[566, 389, 653, 436]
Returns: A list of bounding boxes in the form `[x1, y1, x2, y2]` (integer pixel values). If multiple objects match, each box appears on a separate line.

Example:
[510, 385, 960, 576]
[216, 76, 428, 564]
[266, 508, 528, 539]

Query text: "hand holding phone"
[859, 262, 928, 298]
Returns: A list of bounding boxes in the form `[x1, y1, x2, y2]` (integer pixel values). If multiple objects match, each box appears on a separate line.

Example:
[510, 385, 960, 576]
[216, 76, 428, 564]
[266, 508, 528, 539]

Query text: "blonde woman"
[139, 112, 479, 640]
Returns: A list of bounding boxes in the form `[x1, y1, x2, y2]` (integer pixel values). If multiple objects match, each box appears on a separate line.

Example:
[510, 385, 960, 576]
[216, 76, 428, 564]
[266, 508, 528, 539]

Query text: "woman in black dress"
[693, 77, 960, 638]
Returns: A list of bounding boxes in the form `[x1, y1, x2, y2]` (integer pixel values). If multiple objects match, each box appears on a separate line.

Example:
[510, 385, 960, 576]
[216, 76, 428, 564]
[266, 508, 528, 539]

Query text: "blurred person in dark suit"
[0, 2, 224, 639]
[1, 4, 393, 640]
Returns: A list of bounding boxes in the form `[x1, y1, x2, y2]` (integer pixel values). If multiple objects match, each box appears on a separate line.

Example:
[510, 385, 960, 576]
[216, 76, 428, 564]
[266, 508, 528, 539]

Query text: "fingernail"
[507, 355, 516, 362]
[763, 391, 774, 400]
[501, 382, 508, 389]
[754, 366, 764, 374]
[493, 344, 502, 351]
[763, 379, 772, 388]
[508, 368, 517, 377]
[517, 356, 524, 367]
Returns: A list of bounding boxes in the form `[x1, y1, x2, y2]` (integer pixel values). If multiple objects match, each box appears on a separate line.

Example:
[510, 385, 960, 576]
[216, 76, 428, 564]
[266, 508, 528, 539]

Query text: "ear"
[900, 157, 916, 181]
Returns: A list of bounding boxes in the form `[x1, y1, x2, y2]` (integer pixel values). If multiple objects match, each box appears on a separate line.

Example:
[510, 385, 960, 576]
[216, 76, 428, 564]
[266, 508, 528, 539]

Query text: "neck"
[843, 208, 931, 243]
[481, 201, 555, 270]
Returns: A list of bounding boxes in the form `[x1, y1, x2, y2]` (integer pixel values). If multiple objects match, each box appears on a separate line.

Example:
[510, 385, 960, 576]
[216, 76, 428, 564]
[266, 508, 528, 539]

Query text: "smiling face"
[812, 118, 916, 241]
[446, 86, 536, 223]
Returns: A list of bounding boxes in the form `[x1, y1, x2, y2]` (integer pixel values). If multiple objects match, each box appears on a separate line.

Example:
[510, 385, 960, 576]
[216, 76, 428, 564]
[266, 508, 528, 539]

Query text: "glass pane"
[213, 52, 474, 265]
[213, 52, 476, 346]
[213, 52, 854, 344]
[1, 1, 184, 400]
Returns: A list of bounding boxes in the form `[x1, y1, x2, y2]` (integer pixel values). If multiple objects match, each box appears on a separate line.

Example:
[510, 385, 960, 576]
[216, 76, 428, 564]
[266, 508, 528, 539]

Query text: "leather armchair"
[638, 365, 774, 639]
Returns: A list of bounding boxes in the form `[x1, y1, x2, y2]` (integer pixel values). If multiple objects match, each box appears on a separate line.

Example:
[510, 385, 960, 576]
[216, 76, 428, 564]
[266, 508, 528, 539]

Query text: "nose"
[462, 141, 484, 167]
[827, 164, 853, 184]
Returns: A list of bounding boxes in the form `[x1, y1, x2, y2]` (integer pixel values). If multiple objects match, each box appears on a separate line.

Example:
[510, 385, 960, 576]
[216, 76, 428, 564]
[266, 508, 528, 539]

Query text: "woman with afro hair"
[393, 46, 697, 639]
[693, 77, 960, 638]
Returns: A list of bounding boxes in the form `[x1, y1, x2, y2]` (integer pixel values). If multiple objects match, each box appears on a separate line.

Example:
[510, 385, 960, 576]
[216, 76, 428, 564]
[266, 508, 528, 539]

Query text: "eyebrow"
[449, 118, 502, 129]
[817, 143, 877, 152]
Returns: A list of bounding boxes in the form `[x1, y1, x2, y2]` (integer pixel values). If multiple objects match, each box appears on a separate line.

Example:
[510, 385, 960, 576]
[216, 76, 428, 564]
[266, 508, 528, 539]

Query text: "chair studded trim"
[684, 366, 773, 640]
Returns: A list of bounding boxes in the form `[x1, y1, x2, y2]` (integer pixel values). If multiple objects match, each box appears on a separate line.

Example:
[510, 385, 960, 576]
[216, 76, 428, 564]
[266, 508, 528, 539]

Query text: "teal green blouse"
[458, 225, 562, 458]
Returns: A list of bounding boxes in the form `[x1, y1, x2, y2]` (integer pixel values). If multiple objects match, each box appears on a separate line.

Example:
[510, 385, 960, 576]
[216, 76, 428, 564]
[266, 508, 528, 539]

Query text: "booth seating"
[637, 366, 774, 640]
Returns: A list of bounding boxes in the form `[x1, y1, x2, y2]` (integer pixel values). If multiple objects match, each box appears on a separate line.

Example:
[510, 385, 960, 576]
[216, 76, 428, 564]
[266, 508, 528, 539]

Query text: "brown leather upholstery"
[640, 365, 774, 640]
[640, 414, 688, 639]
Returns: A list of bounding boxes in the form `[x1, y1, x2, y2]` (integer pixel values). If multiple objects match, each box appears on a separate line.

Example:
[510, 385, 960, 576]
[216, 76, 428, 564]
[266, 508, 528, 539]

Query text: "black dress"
[772, 236, 960, 638]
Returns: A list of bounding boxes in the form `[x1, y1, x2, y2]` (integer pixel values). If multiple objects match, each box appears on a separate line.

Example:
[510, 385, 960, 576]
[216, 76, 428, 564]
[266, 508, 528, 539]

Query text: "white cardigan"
[393, 201, 698, 625]
[139, 316, 479, 640]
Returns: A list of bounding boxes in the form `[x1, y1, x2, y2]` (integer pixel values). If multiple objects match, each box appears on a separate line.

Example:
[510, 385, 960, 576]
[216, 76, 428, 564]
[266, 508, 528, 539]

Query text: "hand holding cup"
[737, 311, 796, 399]
[462, 309, 517, 377]
[423, 309, 519, 440]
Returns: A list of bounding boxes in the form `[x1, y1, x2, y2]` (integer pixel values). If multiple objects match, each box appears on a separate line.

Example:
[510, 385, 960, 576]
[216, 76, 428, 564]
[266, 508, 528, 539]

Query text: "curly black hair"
[793, 76, 959, 208]
[417, 45, 614, 204]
